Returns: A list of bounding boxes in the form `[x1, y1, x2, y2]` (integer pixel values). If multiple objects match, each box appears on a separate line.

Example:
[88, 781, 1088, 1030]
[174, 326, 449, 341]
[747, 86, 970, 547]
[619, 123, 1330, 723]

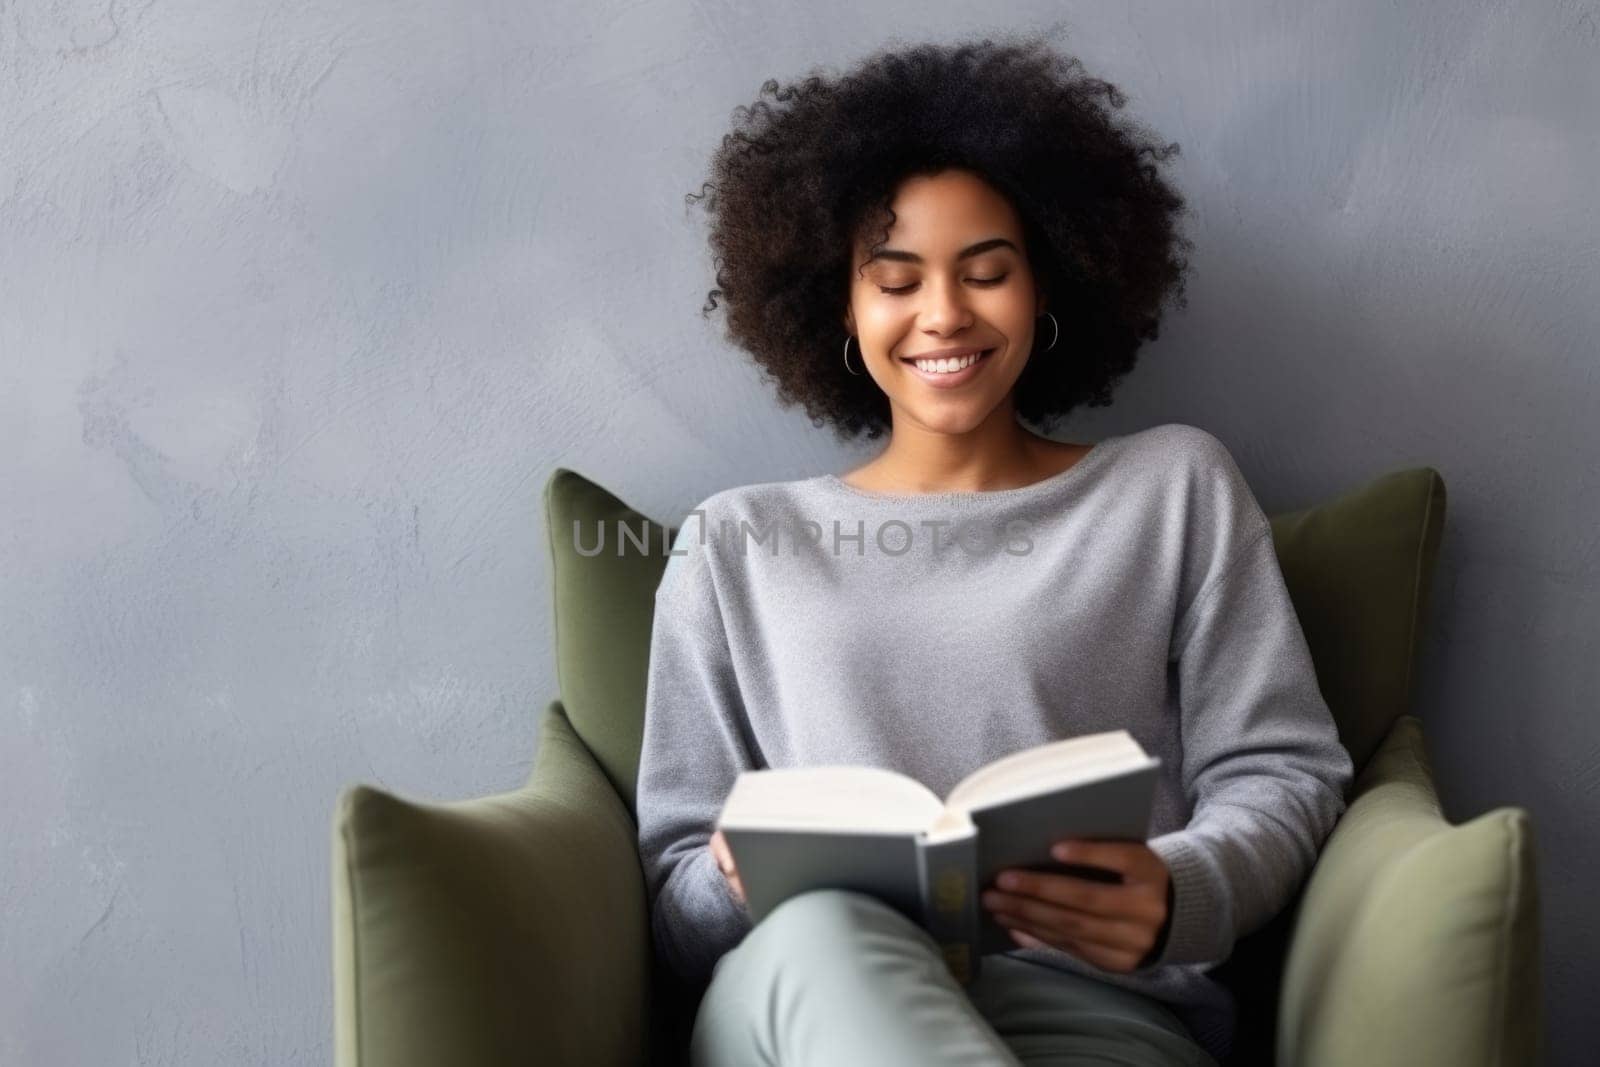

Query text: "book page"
[720, 765, 945, 833]
[943, 731, 1150, 813]
[926, 806, 976, 843]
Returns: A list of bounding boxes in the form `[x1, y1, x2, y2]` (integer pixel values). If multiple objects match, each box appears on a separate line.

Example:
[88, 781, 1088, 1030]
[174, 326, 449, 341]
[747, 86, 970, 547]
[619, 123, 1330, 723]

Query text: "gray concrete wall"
[2, 1, 1594, 1062]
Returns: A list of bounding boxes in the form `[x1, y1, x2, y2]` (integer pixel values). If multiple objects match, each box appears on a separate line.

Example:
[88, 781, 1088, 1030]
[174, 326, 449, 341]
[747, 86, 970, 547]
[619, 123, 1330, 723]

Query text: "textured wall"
[2, 1, 1595, 1063]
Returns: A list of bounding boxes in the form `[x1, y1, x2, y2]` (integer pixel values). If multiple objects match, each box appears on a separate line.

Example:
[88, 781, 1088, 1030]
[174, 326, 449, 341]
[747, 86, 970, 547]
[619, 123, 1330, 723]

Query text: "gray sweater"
[634, 422, 1353, 1061]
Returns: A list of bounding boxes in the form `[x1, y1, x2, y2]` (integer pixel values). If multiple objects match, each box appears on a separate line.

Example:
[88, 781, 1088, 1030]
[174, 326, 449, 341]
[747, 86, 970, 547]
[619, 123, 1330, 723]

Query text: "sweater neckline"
[815, 433, 1123, 506]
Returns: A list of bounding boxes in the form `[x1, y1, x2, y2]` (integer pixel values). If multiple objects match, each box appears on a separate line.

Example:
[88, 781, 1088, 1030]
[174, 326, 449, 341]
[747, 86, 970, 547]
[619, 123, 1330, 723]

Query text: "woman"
[634, 33, 1353, 1066]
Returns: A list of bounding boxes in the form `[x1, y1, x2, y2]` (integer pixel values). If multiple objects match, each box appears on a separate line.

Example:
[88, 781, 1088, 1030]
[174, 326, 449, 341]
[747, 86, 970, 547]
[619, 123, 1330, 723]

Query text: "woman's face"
[843, 168, 1046, 438]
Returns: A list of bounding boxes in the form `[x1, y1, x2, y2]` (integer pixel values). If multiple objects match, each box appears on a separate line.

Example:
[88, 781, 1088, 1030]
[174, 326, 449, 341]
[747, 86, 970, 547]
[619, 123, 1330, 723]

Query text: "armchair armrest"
[332, 699, 648, 1067]
[1279, 714, 1541, 1066]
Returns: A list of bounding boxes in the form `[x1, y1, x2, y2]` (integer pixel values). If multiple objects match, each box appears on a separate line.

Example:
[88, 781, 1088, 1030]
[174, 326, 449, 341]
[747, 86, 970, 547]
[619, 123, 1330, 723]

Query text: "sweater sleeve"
[1141, 443, 1355, 969]
[635, 514, 758, 984]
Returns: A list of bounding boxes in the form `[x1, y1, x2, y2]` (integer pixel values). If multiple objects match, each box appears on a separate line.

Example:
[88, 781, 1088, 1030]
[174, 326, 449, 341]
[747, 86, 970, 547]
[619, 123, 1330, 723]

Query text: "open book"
[716, 730, 1160, 985]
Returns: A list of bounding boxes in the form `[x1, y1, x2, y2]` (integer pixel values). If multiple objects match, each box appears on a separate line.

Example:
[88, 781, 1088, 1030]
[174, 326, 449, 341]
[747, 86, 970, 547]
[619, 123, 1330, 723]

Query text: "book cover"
[725, 827, 926, 928]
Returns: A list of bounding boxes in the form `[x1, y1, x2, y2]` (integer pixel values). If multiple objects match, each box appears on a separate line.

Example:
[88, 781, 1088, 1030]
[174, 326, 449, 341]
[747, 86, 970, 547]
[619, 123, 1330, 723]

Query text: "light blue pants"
[691, 888, 1220, 1067]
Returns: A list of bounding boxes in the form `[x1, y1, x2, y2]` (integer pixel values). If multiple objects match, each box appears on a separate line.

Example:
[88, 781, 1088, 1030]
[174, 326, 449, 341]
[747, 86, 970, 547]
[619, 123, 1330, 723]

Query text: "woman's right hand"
[709, 828, 746, 906]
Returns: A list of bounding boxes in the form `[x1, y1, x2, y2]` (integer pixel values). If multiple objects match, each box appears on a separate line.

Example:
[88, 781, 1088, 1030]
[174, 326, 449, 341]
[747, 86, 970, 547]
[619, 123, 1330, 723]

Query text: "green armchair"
[331, 458, 1543, 1066]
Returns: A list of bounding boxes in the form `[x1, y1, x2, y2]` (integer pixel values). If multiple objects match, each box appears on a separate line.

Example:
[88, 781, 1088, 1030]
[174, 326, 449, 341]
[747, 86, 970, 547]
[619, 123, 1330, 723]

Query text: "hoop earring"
[1040, 312, 1059, 352]
[843, 335, 862, 375]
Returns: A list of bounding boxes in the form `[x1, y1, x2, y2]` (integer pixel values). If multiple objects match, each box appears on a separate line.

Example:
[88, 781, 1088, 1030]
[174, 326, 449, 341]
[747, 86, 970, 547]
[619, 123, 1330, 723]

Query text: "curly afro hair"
[685, 31, 1195, 441]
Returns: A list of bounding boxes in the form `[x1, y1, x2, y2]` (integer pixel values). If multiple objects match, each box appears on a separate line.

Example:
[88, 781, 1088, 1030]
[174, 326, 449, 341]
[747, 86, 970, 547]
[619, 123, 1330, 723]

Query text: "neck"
[862, 408, 1058, 494]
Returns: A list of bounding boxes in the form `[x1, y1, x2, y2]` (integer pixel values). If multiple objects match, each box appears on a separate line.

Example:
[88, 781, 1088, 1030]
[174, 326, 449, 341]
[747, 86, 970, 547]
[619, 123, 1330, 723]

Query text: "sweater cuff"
[653, 845, 755, 983]
[1135, 880, 1176, 968]
[1144, 830, 1228, 967]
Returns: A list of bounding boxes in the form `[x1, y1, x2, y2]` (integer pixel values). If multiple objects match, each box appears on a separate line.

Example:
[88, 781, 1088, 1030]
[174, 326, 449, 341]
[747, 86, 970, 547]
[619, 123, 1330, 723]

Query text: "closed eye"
[878, 275, 1009, 296]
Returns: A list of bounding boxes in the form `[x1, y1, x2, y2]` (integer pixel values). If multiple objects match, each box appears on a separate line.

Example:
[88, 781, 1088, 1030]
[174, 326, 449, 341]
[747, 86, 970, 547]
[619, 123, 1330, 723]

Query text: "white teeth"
[913, 351, 985, 373]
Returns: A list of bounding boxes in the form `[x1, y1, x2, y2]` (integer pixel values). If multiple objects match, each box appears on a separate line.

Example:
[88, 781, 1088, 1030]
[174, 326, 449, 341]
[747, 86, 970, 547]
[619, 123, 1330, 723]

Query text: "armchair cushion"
[1266, 465, 1447, 775]
[331, 698, 651, 1067]
[1278, 714, 1542, 1066]
[543, 467, 677, 816]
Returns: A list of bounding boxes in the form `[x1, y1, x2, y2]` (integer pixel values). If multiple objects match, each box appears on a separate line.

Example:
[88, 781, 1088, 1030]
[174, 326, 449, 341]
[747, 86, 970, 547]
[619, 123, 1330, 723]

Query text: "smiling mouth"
[900, 348, 995, 378]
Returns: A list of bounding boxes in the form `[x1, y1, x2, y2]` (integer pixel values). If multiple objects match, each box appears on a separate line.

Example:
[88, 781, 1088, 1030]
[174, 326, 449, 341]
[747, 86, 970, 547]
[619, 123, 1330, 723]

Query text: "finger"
[1051, 840, 1157, 882]
[712, 850, 743, 899]
[1004, 921, 1145, 974]
[710, 831, 733, 868]
[1007, 927, 1048, 950]
[990, 872, 1163, 923]
[1053, 933, 1145, 974]
[992, 899, 1155, 955]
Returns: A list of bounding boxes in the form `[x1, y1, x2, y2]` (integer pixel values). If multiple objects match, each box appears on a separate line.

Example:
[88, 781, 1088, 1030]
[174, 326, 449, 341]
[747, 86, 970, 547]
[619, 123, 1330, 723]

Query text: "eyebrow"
[864, 237, 1019, 265]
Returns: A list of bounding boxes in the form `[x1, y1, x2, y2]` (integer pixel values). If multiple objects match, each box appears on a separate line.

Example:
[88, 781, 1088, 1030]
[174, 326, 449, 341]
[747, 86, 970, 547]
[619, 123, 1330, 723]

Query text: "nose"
[918, 275, 974, 336]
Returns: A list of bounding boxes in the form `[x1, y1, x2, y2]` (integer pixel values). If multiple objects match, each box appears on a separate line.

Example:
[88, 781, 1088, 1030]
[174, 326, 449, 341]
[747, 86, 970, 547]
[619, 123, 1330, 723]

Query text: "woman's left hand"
[981, 839, 1172, 973]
